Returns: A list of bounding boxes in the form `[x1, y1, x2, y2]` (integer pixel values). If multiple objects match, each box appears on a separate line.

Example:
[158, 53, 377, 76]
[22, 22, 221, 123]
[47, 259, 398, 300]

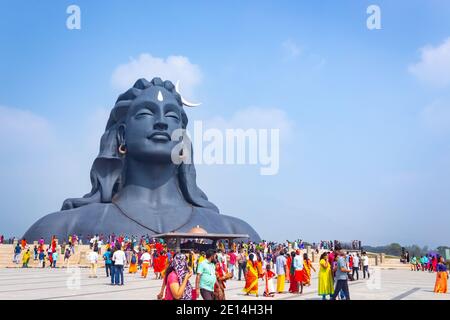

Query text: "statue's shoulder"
[220, 214, 261, 241]
[23, 203, 118, 241]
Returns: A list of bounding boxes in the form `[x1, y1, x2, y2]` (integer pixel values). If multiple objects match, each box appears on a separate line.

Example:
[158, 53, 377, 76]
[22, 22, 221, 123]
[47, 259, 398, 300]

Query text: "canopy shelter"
[153, 225, 249, 252]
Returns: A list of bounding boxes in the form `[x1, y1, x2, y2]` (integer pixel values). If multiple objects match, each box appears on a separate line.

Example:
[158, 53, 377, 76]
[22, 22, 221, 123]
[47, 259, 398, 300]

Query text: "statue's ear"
[117, 123, 126, 145]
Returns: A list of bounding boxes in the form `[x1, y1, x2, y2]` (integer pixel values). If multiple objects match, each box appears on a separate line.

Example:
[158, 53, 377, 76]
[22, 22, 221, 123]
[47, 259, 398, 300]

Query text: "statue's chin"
[127, 152, 173, 164]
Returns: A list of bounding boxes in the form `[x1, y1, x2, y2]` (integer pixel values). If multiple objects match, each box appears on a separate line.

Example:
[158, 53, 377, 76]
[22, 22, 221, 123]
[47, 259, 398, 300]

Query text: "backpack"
[131, 255, 137, 264]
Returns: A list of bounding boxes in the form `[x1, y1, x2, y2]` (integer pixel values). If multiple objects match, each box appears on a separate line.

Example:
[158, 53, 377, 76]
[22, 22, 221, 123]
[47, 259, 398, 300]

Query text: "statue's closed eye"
[135, 110, 154, 119]
[165, 111, 180, 120]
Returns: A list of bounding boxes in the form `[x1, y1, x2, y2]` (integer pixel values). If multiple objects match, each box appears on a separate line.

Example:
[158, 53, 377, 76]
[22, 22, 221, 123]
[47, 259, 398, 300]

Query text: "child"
[39, 251, 46, 268]
[64, 247, 71, 268]
[263, 264, 276, 297]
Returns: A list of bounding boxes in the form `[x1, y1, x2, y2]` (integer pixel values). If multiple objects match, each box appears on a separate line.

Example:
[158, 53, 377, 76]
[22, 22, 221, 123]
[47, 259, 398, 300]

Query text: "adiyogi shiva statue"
[23, 78, 261, 242]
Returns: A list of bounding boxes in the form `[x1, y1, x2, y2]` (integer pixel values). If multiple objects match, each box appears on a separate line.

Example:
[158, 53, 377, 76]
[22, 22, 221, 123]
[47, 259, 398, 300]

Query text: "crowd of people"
[2, 234, 448, 298]
[11, 236, 64, 268]
[408, 253, 440, 272]
[404, 252, 448, 294]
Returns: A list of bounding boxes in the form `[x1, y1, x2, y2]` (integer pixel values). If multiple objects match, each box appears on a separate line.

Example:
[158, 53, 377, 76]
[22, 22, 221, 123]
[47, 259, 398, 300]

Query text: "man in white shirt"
[293, 250, 304, 294]
[112, 244, 126, 285]
[97, 239, 103, 255]
[140, 249, 151, 278]
[89, 237, 95, 250]
[87, 249, 98, 278]
[352, 253, 360, 280]
[362, 252, 370, 279]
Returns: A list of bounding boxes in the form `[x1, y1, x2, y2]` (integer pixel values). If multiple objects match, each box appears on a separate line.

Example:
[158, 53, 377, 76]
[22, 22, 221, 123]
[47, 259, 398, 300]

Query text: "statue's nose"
[153, 119, 168, 131]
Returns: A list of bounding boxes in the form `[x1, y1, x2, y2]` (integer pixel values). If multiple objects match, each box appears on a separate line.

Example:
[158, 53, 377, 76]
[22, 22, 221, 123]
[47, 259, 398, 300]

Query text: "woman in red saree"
[432, 256, 438, 273]
[286, 253, 291, 284]
[434, 256, 448, 293]
[51, 236, 57, 252]
[21, 238, 27, 250]
[215, 260, 232, 300]
[243, 253, 259, 297]
[153, 251, 163, 279]
[288, 251, 298, 293]
[263, 264, 276, 297]
[256, 254, 264, 279]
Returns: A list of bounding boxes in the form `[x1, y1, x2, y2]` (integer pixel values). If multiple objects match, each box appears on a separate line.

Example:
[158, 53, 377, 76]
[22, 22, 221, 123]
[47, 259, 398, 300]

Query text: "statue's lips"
[148, 132, 171, 142]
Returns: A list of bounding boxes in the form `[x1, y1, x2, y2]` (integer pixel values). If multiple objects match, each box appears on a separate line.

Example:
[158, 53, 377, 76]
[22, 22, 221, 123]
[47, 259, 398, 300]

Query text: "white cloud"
[409, 37, 450, 88]
[282, 39, 301, 58]
[111, 53, 203, 97]
[420, 99, 450, 134]
[0, 105, 108, 236]
[1, 105, 54, 150]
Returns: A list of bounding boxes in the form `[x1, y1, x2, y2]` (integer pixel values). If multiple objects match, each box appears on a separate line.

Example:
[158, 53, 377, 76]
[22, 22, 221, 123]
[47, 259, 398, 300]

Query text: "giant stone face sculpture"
[23, 78, 261, 242]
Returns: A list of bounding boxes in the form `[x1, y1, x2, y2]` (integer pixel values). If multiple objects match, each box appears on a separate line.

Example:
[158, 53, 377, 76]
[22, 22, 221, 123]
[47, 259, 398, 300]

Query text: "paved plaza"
[0, 266, 448, 300]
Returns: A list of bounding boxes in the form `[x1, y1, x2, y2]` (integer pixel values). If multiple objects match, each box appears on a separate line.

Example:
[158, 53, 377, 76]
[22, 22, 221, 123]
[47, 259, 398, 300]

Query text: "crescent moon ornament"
[175, 80, 202, 107]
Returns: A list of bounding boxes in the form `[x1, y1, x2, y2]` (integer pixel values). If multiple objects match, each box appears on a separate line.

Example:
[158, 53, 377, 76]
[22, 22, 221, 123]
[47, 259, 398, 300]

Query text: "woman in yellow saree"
[22, 249, 31, 268]
[129, 252, 138, 273]
[434, 256, 448, 294]
[243, 253, 259, 297]
[318, 252, 334, 300]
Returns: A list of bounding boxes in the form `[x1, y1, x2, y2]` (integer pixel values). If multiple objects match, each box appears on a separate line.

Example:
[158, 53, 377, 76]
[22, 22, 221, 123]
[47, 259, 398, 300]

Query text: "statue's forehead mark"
[157, 90, 164, 102]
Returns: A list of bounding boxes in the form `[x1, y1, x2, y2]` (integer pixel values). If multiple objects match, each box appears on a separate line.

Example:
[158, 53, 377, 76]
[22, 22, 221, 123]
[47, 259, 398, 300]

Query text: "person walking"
[243, 253, 259, 297]
[362, 252, 370, 279]
[103, 248, 113, 277]
[39, 250, 46, 268]
[47, 247, 53, 267]
[22, 249, 31, 268]
[288, 251, 298, 293]
[195, 249, 217, 300]
[215, 257, 232, 300]
[434, 256, 448, 293]
[21, 238, 27, 250]
[352, 253, 360, 280]
[275, 250, 288, 293]
[330, 250, 351, 300]
[318, 252, 334, 300]
[237, 249, 247, 281]
[227, 249, 237, 279]
[141, 249, 151, 278]
[52, 250, 59, 268]
[263, 264, 276, 297]
[33, 245, 38, 261]
[13, 243, 21, 264]
[64, 247, 71, 268]
[112, 244, 126, 285]
[410, 256, 417, 271]
[293, 250, 304, 294]
[160, 253, 193, 300]
[303, 252, 316, 286]
[432, 255, 438, 273]
[129, 251, 138, 274]
[88, 248, 99, 278]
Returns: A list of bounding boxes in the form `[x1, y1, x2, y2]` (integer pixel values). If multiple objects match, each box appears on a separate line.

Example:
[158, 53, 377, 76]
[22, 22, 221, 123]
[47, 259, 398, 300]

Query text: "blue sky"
[1, 0, 450, 247]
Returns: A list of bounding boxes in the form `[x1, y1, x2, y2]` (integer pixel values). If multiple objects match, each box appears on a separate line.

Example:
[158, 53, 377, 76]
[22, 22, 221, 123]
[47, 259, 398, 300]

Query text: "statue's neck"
[118, 159, 186, 208]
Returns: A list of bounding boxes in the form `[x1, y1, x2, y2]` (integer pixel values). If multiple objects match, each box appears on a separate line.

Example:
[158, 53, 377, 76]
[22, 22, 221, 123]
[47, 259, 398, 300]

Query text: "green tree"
[386, 243, 402, 256]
